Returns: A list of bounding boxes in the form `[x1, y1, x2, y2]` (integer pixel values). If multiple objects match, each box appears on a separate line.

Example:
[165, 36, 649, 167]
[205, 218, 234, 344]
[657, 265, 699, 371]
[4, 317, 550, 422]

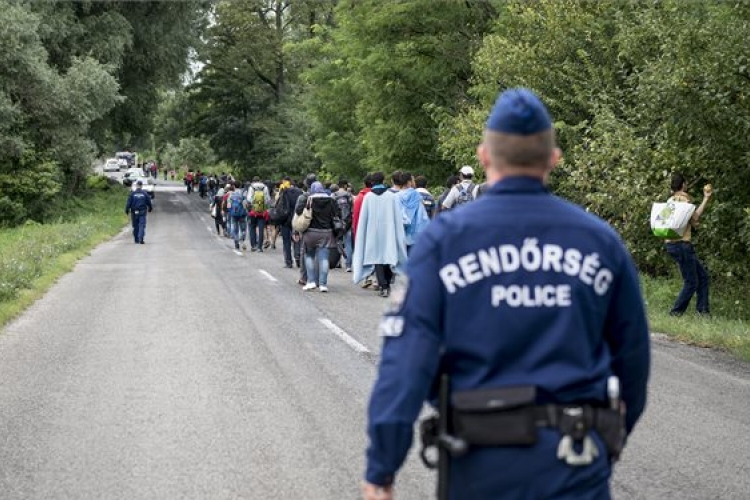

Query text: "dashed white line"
[259, 269, 278, 282]
[318, 318, 370, 354]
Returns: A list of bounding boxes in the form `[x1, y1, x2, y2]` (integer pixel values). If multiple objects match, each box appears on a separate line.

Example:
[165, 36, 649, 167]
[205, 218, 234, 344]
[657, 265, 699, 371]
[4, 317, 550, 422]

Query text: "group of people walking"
[205, 167, 488, 296]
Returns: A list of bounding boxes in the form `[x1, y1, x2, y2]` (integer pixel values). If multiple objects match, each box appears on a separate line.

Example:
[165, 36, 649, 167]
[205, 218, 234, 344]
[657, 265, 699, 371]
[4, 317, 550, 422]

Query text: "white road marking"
[318, 318, 370, 354]
[258, 269, 278, 282]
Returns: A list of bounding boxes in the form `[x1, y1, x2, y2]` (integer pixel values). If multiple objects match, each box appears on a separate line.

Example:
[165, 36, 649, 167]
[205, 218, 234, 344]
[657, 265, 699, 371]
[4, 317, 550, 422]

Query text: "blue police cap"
[136, 180, 143, 186]
[486, 88, 552, 135]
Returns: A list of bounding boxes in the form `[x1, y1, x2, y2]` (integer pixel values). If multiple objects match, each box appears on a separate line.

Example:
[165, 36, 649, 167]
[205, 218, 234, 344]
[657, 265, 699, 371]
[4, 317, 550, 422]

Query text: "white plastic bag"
[650, 199, 695, 239]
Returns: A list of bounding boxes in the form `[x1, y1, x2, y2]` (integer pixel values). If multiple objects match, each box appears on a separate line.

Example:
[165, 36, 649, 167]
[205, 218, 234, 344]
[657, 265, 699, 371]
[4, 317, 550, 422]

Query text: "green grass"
[0, 187, 128, 327]
[642, 274, 750, 361]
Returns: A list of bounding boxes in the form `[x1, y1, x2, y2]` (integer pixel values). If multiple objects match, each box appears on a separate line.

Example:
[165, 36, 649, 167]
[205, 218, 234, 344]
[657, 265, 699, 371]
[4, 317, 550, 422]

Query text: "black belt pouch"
[595, 408, 625, 458]
[451, 386, 537, 446]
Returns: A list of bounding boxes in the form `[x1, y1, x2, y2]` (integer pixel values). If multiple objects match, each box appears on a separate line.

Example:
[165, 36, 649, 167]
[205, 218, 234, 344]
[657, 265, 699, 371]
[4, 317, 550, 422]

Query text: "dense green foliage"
[155, 0, 749, 289]
[0, 1, 746, 333]
[0, 0, 206, 226]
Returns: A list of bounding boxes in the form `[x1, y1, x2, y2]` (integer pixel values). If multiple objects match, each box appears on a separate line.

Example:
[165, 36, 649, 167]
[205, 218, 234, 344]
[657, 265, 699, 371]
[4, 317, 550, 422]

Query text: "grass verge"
[0, 186, 127, 327]
[642, 274, 750, 361]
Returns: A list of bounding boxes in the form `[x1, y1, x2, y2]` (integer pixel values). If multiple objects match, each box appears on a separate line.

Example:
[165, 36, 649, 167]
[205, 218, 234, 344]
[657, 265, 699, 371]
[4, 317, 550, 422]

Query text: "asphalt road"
[1, 183, 749, 499]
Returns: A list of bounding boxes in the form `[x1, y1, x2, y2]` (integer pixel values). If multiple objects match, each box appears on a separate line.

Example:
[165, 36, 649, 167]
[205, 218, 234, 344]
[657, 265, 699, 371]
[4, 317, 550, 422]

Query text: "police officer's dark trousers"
[131, 212, 147, 243]
[447, 430, 611, 500]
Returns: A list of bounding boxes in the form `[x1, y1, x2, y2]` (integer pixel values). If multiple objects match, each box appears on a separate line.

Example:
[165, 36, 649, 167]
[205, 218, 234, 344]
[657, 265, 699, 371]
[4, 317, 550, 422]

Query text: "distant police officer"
[362, 89, 651, 500]
[125, 180, 153, 244]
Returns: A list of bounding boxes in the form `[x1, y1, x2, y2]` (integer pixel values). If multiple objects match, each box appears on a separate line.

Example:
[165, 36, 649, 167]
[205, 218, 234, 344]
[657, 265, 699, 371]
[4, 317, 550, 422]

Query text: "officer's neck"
[486, 166, 547, 186]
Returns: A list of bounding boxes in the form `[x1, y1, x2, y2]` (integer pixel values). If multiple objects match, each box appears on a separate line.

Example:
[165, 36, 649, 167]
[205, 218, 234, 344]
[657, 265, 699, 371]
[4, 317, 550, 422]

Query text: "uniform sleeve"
[365, 230, 444, 486]
[145, 194, 153, 211]
[604, 248, 651, 434]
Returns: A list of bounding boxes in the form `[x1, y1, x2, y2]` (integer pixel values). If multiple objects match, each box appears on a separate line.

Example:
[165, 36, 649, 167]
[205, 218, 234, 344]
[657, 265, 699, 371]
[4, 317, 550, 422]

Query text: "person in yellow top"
[664, 173, 713, 316]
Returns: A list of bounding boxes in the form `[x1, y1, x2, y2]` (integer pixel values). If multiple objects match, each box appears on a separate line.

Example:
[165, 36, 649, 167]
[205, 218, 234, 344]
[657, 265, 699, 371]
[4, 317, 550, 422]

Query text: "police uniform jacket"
[366, 176, 650, 498]
[125, 189, 152, 214]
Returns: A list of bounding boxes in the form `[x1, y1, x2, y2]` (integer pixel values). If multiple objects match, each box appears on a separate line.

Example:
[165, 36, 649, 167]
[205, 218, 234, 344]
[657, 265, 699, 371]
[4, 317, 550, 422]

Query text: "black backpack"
[269, 191, 290, 224]
[333, 191, 353, 230]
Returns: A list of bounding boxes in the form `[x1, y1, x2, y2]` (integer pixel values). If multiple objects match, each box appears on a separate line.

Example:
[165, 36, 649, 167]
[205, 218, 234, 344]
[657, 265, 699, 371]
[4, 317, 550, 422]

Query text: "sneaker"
[297, 279, 307, 286]
[346, 268, 352, 273]
[319, 286, 328, 293]
[284, 264, 293, 269]
[361, 280, 372, 289]
[242, 242, 248, 250]
[263, 241, 271, 249]
[303, 283, 317, 291]
[251, 247, 258, 252]
[379, 288, 390, 298]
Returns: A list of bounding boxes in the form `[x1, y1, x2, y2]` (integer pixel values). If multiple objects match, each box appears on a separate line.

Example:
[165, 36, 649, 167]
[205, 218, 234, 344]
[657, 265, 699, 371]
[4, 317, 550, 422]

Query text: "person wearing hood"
[295, 181, 339, 292]
[393, 171, 430, 254]
[352, 172, 408, 298]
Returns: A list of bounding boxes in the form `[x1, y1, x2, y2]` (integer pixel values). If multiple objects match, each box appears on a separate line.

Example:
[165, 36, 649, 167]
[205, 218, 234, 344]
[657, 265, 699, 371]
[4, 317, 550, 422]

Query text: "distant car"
[117, 158, 128, 169]
[130, 175, 155, 198]
[103, 158, 121, 172]
[122, 168, 147, 186]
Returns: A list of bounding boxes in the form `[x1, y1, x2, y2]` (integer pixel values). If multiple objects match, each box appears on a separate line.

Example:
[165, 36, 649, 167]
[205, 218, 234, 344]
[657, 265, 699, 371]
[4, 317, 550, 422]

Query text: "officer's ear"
[477, 142, 491, 169]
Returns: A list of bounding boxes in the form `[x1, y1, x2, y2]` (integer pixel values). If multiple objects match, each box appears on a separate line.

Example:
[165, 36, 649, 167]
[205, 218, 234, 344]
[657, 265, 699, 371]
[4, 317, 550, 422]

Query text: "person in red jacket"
[352, 174, 373, 243]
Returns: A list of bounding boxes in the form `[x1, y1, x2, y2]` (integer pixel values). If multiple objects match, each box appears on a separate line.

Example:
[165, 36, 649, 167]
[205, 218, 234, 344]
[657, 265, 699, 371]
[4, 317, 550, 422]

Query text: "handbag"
[210, 204, 217, 218]
[292, 198, 313, 233]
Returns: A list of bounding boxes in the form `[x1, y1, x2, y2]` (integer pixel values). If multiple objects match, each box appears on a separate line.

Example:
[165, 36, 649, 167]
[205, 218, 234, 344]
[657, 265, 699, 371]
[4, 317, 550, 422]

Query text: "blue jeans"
[343, 229, 353, 268]
[232, 215, 246, 248]
[249, 216, 266, 250]
[305, 245, 329, 287]
[666, 241, 710, 314]
[130, 213, 146, 243]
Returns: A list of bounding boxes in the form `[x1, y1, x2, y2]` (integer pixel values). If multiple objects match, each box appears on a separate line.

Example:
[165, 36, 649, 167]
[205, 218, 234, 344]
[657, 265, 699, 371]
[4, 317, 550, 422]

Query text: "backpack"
[251, 187, 267, 213]
[419, 191, 436, 218]
[269, 191, 290, 224]
[333, 191, 353, 230]
[228, 191, 247, 217]
[200, 176, 207, 186]
[454, 182, 476, 206]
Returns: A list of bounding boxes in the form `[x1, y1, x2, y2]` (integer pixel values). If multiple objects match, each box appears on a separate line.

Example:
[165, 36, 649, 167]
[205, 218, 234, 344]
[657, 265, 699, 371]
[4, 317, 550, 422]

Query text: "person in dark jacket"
[125, 180, 153, 244]
[296, 181, 339, 292]
[280, 177, 303, 268]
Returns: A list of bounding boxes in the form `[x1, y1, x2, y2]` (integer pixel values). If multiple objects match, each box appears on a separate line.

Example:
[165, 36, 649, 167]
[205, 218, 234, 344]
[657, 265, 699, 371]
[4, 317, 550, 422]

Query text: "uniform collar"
[489, 176, 548, 194]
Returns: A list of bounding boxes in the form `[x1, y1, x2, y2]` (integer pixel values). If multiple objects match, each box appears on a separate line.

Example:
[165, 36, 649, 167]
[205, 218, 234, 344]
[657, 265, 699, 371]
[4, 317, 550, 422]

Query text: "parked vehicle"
[103, 158, 121, 172]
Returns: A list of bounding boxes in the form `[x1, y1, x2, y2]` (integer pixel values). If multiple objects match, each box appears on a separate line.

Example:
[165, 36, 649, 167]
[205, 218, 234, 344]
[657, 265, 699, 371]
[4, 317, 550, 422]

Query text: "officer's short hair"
[415, 176, 428, 189]
[484, 129, 555, 168]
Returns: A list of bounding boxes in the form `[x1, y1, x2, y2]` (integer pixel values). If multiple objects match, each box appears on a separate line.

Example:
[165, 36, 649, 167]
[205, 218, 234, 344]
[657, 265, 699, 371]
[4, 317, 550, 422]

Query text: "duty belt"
[421, 402, 625, 469]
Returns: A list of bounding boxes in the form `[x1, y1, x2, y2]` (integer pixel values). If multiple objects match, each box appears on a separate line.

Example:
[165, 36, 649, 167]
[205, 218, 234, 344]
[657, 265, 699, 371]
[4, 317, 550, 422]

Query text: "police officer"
[125, 180, 153, 244]
[362, 89, 651, 500]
